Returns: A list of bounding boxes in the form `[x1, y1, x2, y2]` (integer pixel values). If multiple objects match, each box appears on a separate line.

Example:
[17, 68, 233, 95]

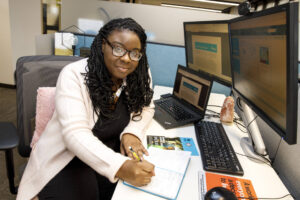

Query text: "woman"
[17, 18, 155, 200]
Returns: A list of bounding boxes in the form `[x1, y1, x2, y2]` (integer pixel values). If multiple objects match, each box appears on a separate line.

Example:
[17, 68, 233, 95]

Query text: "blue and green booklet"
[147, 135, 199, 156]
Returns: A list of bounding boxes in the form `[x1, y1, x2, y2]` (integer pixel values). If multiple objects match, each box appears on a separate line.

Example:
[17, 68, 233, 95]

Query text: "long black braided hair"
[83, 18, 153, 120]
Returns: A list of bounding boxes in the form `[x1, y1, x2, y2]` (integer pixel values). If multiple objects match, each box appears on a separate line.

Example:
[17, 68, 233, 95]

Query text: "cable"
[234, 119, 248, 133]
[246, 115, 258, 129]
[235, 152, 271, 166]
[207, 104, 243, 122]
[205, 114, 220, 119]
[236, 97, 244, 112]
[233, 118, 245, 127]
[236, 193, 293, 199]
[270, 137, 283, 165]
[206, 108, 220, 116]
[207, 104, 222, 108]
[207, 106, 248, 133]
[244, 115, 269, 158]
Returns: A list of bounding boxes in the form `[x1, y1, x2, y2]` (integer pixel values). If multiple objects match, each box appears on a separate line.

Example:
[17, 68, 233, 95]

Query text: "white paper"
[124, 147, 191, 199]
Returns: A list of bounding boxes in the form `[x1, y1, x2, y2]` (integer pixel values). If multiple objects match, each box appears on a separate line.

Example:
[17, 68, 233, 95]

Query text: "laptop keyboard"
[156, 98, 195, 121]
[195, 121, 244, 176]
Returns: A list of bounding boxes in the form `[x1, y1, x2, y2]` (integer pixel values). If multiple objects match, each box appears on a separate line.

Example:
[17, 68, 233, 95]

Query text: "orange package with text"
[205, 172, 257, 200]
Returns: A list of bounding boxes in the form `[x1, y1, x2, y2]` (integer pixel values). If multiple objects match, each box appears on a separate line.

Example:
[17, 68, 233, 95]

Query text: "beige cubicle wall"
[60, 0, 237, 46]
[0, 0, 41, 85]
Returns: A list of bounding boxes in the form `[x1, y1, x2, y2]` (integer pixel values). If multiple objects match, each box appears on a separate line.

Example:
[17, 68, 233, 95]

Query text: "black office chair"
[1, 55, 83, 196]
[0, 122, 19, 194]
[15, 55, 83, 157]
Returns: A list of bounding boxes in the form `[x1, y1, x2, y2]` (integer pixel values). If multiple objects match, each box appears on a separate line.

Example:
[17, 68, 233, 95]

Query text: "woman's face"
[102, 30, 141, 83]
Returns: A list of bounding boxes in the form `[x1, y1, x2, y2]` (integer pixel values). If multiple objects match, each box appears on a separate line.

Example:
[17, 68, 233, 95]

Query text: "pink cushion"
[30, 87, 56, 148]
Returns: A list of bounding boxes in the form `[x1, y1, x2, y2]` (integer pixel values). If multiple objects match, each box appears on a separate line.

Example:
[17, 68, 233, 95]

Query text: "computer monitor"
[230, 1, 298, 152]
[184, 21, 231, 87]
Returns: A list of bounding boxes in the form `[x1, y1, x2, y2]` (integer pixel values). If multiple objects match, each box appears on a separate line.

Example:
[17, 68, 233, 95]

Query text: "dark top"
[92, 93, 130, 152]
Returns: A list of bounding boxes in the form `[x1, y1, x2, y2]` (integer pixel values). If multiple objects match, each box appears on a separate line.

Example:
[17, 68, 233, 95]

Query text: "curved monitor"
[184, 21, 232, 87]
[230, 2, 298, 144]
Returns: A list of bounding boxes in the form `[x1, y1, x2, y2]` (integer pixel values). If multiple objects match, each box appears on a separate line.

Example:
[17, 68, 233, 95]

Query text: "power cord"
[209, 103, 271, 162]
[234, 120, 248, 133]
[245, 115, 270, 158]
[270, 137, 283, 165]
[236, 97, 243, 112]
[207, 104, 244, 123]
[206, 105, 247, 133]
[246, 115, 258, 129]
[236, 193, 293, 199]
[235, 152, 271, 166]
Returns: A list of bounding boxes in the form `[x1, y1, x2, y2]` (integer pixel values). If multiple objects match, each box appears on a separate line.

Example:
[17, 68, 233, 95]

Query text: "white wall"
[61, 0, 237, 46]
[0, 0, 41, 85]
[0, 0, 14, 85]
[9, 0, 41, 66]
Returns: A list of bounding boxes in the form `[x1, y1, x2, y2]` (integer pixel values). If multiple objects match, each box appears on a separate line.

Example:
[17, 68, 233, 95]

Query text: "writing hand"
[120, 133, 149, 161]
[116, 159, 155, 187]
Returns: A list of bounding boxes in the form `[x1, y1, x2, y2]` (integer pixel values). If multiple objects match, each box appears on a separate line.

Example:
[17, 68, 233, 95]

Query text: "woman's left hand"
[120, 133, 149, 161]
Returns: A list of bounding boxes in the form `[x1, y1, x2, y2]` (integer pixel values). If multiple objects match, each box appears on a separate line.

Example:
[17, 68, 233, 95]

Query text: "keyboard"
[156, 98, 194, 121]
[195, 121, 244, 176]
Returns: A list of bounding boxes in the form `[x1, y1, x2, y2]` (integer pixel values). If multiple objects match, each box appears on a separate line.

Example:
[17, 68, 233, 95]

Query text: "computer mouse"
[204, 187, 238, 200]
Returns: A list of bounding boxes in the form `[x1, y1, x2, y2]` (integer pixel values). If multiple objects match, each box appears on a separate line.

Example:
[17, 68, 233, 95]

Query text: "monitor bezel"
[183, 20, 232, 88]
[229, 2, 298, 144]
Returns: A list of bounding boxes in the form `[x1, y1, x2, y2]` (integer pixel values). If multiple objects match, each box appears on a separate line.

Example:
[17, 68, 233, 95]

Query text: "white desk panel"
[112, 86, 293, 200]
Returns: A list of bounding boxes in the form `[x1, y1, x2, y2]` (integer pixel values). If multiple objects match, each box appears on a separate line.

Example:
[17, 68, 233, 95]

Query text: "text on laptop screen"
[173, 68, 211, 111]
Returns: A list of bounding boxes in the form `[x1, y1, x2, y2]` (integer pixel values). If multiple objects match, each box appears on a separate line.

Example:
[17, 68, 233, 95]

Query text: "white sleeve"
[55, 63, 128, 183]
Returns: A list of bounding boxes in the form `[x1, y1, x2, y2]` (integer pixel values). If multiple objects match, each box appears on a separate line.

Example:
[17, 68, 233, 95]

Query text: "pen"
[129, 146, 141, 161]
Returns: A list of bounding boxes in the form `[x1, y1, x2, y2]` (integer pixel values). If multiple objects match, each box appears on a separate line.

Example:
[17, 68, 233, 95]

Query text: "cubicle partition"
[146, 42, 186, 87]
[73, 37, 187, 87]
[73, 38, 232, 95]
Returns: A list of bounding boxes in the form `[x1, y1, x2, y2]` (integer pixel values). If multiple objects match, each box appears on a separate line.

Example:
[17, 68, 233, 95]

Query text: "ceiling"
[131, 0, 246, 13]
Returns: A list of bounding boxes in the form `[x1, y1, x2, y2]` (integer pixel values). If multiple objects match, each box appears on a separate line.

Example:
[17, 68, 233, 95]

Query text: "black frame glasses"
[104, 39, 143, 61]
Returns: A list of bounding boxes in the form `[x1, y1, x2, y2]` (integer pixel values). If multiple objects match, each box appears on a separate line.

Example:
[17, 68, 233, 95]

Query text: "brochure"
[198, 171, 257, 200]
[147, 135, 199, 156]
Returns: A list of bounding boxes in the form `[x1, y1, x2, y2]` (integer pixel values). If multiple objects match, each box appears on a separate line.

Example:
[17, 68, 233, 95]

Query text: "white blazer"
[16, 58, 155, 200]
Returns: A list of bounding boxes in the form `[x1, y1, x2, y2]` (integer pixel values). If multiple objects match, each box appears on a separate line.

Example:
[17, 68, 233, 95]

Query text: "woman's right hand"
[116, 160, 155, 187]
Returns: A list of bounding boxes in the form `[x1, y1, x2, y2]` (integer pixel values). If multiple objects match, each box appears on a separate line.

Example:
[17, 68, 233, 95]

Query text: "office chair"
[1, 55, 84, 196]
[15, 55, 82, 157]
[0, 122, 19, 194]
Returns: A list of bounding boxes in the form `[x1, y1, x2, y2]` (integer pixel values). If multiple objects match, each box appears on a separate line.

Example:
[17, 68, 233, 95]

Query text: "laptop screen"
[173, 66, 212, 111]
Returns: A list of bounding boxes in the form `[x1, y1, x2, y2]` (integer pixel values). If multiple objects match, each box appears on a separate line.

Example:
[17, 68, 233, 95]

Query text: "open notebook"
[123, 147, 191, 200]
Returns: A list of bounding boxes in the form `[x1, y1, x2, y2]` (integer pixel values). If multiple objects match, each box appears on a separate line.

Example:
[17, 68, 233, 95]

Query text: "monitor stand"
[238, 99, 269, 163]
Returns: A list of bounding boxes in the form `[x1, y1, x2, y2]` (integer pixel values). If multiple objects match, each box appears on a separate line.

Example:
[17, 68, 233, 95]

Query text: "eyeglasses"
[105, 39, 143, 61]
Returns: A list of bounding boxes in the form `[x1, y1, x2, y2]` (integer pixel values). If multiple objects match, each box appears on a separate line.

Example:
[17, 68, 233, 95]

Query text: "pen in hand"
[129, 146, 156, 177]
[129, 146, 142, 162]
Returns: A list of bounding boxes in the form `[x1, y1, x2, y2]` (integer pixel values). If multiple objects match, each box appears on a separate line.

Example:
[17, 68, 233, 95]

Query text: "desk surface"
[112, 86, 292, 200]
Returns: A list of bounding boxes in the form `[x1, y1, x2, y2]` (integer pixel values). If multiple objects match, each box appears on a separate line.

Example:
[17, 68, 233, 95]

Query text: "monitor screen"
[184, 21, 231, 86]
[173, 65, 212, 111]
[230, 2, 298, 144]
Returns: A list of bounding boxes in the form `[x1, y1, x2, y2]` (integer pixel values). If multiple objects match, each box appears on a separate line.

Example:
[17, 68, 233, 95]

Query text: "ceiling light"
[161, 4, 222, 13]
[191, 0, 240, 6]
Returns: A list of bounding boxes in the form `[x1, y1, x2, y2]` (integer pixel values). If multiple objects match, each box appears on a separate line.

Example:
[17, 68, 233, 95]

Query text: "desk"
[112, 85, 293, 200]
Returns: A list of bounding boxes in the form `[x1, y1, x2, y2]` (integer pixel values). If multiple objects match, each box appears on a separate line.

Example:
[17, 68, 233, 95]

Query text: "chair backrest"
[15, 55, 83, 157]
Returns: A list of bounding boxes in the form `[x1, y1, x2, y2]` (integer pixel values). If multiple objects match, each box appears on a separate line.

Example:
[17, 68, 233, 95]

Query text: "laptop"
[154, 65, 213, 129]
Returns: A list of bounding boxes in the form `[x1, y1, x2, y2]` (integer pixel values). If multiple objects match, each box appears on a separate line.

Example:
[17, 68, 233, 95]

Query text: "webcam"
[238, 1, 252, 15]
